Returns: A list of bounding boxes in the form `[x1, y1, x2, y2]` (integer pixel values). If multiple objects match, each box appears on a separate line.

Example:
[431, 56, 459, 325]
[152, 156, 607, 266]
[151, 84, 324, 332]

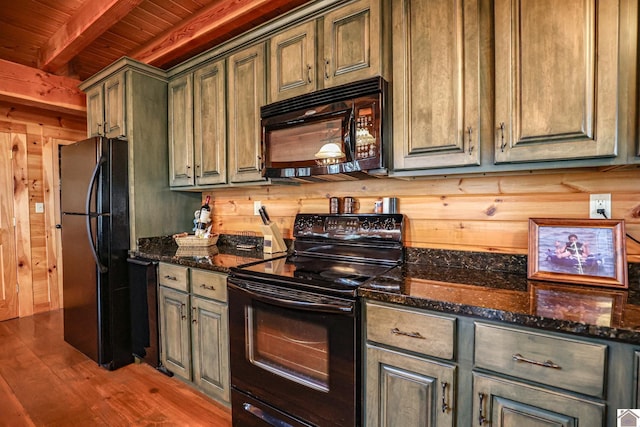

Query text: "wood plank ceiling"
[0, 0, 311, 115]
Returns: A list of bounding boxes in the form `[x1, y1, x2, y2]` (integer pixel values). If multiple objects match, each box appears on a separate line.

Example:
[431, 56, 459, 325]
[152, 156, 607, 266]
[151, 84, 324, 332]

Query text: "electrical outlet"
[254, 201, 262, 216]
[589, 193, 611, 219]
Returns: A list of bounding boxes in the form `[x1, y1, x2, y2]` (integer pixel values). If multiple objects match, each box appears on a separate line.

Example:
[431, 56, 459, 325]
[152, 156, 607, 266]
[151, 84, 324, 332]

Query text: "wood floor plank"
[0, 310, 232, 426]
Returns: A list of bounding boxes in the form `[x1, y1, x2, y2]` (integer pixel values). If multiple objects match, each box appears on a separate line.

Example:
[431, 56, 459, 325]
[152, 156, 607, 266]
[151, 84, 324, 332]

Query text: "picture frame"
[528, 218, 628, 288]
[529, 282, 626, 327]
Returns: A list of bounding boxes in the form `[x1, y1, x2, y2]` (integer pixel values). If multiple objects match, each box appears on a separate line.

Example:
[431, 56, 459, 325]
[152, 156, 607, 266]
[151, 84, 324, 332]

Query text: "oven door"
[228, 278, 359, 427]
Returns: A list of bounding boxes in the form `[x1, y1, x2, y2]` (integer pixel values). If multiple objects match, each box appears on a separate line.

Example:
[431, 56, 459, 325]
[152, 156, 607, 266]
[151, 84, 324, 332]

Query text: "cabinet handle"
[200, 283, 215, 291]
[103, 121, 108, 135]
[441, 381, 450, 413]
[307, 64, 312, 83]
[180, 303, 187, 320]
[478, 392, 487, 425]
[467, 126, 474, 155]
[390, 327, 425, 339]
[324, 58, 330, 79]
[498, 122, 507, 152]
[185, 165, 192, 179]
[192, 306, 197, 324]
[512, 353, 562, 369]
[97, 123, 102, 136]
[164, 275, 177, 281]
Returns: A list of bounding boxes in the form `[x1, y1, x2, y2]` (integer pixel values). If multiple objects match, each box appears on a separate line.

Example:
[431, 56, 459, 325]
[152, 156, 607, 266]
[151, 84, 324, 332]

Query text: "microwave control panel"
[355, 104, 377, 160]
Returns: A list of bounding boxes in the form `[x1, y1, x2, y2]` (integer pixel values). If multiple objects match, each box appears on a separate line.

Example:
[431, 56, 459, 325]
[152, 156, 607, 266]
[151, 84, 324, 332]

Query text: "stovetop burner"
[230, 214, 405, 297]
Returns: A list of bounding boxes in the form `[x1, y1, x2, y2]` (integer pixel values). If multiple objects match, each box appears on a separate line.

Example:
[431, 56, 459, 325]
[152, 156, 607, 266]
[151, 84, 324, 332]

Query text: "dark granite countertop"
[360, 261, 640, 345]
[134, 236, 640, 345]
[130, 235, 281, 273]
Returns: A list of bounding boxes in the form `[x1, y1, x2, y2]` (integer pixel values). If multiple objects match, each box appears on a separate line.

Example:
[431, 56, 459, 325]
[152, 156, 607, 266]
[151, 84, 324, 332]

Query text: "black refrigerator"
[60, 136, 132, 370]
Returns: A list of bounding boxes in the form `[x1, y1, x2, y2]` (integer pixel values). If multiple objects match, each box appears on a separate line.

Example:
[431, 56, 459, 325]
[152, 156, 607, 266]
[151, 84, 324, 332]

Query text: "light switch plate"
[254, 201, 262, 215]
[35, 202, 44, 213]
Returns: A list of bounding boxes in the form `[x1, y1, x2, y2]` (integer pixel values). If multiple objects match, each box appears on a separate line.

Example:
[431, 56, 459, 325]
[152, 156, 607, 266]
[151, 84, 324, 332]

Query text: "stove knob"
[383, 218, 396, 230]
[361, 220, 370, 230]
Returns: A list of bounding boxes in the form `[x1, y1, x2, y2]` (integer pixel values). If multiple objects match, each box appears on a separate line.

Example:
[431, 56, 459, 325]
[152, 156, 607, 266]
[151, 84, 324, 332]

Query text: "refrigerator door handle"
[86, 155, 108, 273]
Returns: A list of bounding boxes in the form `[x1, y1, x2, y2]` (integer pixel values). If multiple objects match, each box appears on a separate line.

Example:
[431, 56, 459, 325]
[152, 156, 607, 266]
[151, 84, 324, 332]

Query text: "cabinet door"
[322, 0, 381, 88]
[194, 60, 227, 186]
[227, 43, 266, 183]
[366, 344, 455, 427]
[85, 85, 104, 138]
[269, 20, 317, 102]
[191, 296, 230, 403]
[103, 72, 126, 139]
[494, 0, 619, 163]
[392, 0, 480, 171]
[158, 287, 191, 380]
[168, 74, 194, 187]
[472, 373, 604, 427]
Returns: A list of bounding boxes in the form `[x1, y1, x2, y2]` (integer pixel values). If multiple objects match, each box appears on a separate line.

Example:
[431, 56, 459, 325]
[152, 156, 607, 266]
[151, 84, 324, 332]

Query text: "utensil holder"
[260, 223, 287, 253]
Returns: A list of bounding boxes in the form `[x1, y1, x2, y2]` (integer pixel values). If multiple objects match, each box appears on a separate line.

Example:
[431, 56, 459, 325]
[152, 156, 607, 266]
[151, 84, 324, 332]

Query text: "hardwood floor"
[0, 310, 232, 426]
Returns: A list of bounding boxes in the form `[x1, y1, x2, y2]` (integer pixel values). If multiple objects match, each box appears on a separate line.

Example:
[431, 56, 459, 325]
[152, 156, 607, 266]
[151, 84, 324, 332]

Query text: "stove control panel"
[293, 214, 404, 242]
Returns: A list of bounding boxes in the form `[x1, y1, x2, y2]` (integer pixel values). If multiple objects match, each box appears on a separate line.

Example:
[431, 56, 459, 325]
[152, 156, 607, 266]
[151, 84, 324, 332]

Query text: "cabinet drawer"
[191, 269, 227, 302]
[158, 263, 189, 292]
[366, 302, 455, 360]
[474, 323, 607, 397]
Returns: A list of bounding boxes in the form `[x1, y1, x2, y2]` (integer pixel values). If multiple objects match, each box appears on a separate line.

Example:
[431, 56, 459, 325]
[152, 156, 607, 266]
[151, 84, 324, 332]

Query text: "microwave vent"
[261, 77, 387, 119]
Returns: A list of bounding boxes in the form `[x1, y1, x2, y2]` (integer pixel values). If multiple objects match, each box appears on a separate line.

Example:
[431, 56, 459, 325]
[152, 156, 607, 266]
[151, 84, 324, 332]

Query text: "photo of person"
[538, 226, 615, 277]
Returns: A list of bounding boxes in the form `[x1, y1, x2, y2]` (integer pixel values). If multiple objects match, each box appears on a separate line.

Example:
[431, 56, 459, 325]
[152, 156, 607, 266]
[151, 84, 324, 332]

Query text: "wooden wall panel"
[203, 169, 640, 262]
[0, 117, 84, 318]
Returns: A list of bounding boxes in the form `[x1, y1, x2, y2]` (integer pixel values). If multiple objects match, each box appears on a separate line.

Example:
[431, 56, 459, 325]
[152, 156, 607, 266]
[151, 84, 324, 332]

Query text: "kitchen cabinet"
[493, 0, 619, 163]
[365, 301, 456, 426]
[227, 43, 266, 184]
[472, 373, 604, 427]
[472, 322, 606, 426]
[85, 71, 126, 139]
[269, 0, 390, 102]
[269, 20, 317, 102]
[322, 0, 388, 89]
[157, 263, 230, 404]
[363, 299, 635, 426]
[79, 58, 200, 250]
[168, 60, 227, 187]
[391, 0, 481, 171]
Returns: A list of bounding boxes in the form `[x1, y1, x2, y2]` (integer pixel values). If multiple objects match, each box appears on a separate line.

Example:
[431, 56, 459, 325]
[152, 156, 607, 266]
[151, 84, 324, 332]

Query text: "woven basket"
[174, 234, 219, 247]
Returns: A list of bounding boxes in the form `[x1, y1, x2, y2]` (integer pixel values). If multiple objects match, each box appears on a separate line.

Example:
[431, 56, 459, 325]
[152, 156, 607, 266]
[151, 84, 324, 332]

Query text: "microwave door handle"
[344, 108, 356, 162]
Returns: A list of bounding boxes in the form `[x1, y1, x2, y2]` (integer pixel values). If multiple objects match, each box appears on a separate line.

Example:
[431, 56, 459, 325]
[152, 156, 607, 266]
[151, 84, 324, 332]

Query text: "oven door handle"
[229, 282, 353, 314]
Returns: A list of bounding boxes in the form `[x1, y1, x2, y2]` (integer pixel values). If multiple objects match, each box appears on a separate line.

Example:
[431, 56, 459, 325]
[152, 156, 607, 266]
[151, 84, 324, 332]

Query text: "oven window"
[247, 304, 329, 392]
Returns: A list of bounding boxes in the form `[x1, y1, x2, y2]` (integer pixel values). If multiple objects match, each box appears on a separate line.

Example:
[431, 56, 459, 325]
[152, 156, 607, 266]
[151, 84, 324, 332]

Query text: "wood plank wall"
[0, 103, 85, 318]
[204, 169, 640, 263]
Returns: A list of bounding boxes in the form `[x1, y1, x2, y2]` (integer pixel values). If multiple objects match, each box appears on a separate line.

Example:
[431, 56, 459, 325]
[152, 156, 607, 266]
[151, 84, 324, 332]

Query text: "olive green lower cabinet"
[365, 301, 457, 426]
[158, 263, 230, 405]
[363, 300, 637, 426]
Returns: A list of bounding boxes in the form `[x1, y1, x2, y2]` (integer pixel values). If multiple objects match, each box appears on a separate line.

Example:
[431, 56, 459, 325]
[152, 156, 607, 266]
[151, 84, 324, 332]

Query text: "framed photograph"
[529, 282, 626, 327]
[528, 218, 628, 288]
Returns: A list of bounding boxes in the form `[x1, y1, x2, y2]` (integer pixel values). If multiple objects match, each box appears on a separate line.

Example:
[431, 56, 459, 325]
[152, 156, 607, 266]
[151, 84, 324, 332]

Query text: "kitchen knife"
[258, 206, 270, 225]
[261, 206, 271, 223]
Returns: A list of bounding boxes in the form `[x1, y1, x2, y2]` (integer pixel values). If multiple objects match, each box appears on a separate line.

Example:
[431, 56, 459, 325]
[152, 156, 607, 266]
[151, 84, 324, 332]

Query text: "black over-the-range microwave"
[260, 77, 389, 181]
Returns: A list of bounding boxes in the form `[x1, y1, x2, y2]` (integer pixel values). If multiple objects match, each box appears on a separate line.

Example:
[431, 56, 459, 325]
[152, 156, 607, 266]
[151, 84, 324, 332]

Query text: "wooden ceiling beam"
[0, 59, 85, 116]
[38, 0, 144, 74]
[130, 0, 310, 68]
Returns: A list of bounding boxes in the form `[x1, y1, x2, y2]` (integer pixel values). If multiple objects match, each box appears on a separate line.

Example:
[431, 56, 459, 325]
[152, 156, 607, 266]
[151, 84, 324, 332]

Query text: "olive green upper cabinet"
[270, 20, 317, 102]
[227, 43, 266, 184]
[494, 0, 619, 163]
[168, 60, 227, 187]
[322, 0, 387, 88]
[391, 0, 481, 172]
[168, 74, 194, 187]
[85, 71, 126, 139]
